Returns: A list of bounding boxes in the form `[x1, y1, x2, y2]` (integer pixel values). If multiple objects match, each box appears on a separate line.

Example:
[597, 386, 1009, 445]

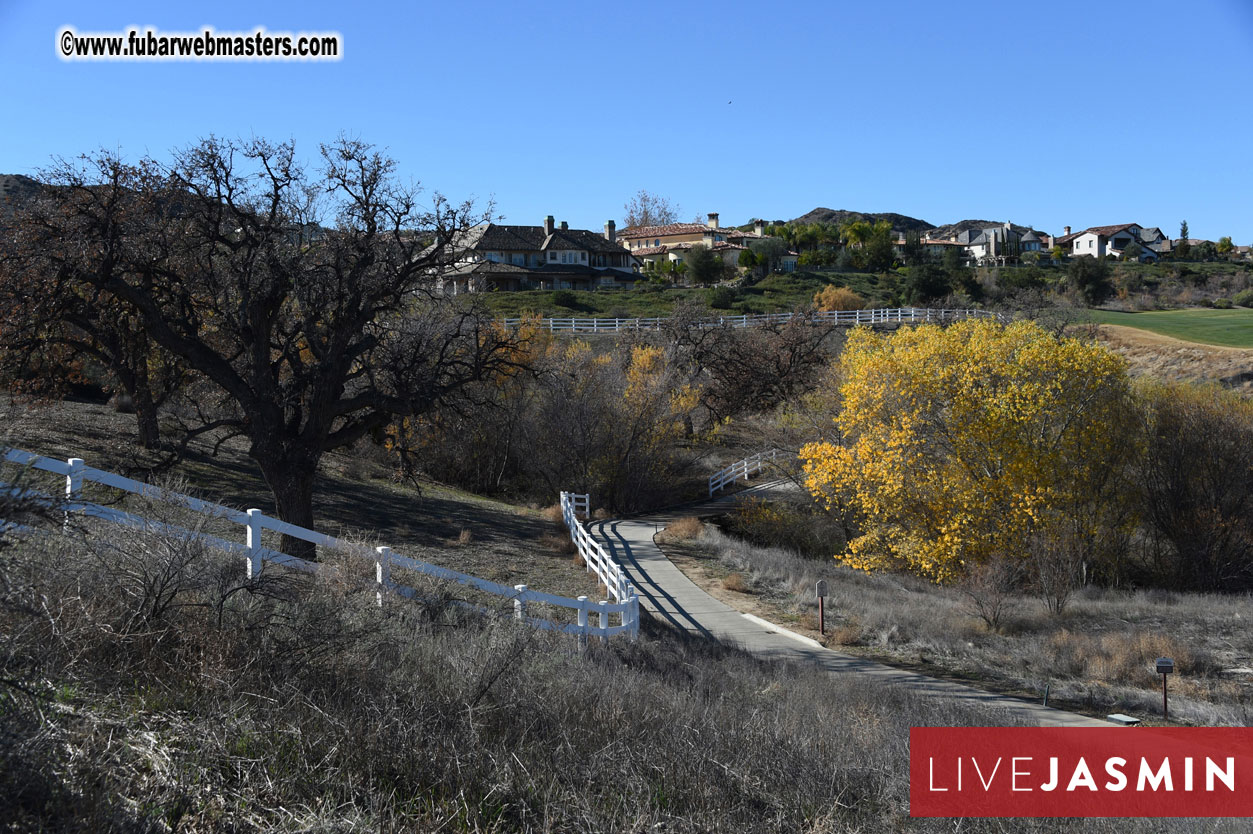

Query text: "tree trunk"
[131, 376, 161, 450]
[257, 450, 320, 563]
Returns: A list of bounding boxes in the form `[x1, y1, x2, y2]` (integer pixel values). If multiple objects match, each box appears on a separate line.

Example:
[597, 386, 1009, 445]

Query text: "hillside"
[785, 207, 933, 233]
[779, 208, 1052, 241]
[0, 173, 41, 217]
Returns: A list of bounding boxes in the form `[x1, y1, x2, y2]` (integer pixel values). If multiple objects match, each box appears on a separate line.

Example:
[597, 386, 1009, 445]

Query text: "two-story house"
[620, 213, 798, 273]
[437, 216, 640, 295]
[1055, 224, 1162, 261]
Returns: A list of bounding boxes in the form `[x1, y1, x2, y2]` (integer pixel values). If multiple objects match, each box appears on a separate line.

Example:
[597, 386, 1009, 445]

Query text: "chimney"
[559, 220, 568, 231]
[707, 212, 719, 229]
[1064, 225, 1071, 236]
[604, 220, 616, 243]
[754, 218, 765, 236]
[543, 215, 555, 235]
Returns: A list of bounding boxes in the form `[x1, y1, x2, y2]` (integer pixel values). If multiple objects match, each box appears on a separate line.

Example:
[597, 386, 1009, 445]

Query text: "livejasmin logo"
[927, 753, 1235, 794]
[910, 728, 1253, 818]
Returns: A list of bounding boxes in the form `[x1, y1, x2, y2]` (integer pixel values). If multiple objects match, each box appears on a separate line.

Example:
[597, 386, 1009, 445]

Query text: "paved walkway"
[591, 480, 1110, 728]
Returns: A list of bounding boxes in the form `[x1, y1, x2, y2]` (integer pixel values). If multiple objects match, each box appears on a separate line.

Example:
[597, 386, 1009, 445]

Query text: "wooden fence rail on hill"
[1, 447, 639, 642]
[502, 307, 1001, 335]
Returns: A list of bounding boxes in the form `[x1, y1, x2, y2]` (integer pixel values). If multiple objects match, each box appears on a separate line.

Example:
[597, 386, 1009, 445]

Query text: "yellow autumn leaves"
[801, 319, 1133, 582]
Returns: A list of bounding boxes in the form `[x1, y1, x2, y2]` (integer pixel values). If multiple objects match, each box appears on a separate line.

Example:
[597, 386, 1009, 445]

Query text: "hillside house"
[934, 222, 1051, 265]
[436, 216, 640, 295]
[1055, 224, 1162, 261]
[620, 213, 798, 273]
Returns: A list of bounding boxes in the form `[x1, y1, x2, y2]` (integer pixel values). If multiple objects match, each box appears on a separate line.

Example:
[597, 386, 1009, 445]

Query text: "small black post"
[816, 580, 828, 636]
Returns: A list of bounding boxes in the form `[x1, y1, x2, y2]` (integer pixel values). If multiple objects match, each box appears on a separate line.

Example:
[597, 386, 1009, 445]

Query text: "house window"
[654, 239, 660, 246]
[549, 251, 556, 261]
[580, 252, 586, 261]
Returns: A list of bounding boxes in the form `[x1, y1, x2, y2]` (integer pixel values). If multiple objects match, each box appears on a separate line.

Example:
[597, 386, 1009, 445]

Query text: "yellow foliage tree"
[813, 285, 867, 312]
[801, 319, 1135, 582]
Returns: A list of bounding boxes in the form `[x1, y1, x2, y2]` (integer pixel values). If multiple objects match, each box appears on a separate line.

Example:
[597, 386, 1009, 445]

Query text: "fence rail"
[709, 450, 782, 497]
[560, 492, 639, 629]
[2, 447, 639, 642]
[502, 307, 1001, 335]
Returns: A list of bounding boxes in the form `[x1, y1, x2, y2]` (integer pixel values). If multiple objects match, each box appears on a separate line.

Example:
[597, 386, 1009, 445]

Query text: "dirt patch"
[1095, 324, 1253, 394]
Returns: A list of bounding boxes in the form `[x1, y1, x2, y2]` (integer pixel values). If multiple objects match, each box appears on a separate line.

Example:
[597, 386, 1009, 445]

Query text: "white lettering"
[1012, 757, 1032, 792]
[1067, 757, 1098, 792]
[1139, 758, 1174, 792]
[1104, 757, 1128, 791]
[1207, 758, 1236, 792]
[929, 758, 948, 792]
[1041, 757, 1058, 792]
[972, 757, 1002, 791]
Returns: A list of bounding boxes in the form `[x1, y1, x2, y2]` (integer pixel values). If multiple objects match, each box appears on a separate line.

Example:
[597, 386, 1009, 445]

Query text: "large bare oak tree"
[4, 137, 526, 557]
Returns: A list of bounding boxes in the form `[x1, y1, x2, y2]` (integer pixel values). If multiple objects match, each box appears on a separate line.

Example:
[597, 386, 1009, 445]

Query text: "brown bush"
[660, 516, 703, 541]
[538, 532, 577, 556]
[813, 285, 867, 312]
[722, 572, 751, 593]
[832, 616, 865, 646]
[540, 504, 565, 525]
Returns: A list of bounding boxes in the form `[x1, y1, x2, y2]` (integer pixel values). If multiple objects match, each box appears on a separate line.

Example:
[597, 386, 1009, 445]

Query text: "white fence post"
[375, 545, 392, 607]
[514, 584, 528, 620]
[64, 457, 84, 529]
[246, 508, 264, 579]
[598, 599, 609, 642]
[577, 595, 589, 649]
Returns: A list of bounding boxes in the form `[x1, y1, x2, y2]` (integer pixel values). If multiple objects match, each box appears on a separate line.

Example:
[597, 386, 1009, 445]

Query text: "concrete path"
[591, 480, 1110, 728]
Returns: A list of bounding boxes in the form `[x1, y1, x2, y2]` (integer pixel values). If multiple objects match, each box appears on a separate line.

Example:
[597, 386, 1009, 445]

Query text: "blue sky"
[2, 0, 1251, 241]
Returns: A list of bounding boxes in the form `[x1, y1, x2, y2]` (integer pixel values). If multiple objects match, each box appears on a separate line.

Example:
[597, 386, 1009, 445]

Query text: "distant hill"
[0, 174, 41, 218]
[769, 208, 1051, 240]
[784, 207, 934, 234]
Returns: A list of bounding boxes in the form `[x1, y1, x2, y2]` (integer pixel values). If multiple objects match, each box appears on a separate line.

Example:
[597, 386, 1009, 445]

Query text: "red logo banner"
[911, 727, 1253, 817]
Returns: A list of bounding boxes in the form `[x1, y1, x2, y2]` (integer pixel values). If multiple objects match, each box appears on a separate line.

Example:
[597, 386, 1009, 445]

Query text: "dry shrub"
[456, 528, 473, 546]
[1045, 630, 1213, 686]
[660, 516, 703, 541]
[592, 507, 612, 521]
[539, 532, 576, 556]
[722, 572, 751, 593]
[960, 557, 1025, 632]
[832, 616, 865, 646]
[572, 551, 586, 568]
[814, 285, 867, 311]
[540, 504, 564, 525]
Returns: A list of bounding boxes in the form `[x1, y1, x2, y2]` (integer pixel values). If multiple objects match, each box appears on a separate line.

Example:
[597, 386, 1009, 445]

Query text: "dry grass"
[456, 527, 473, 545]
[1094, 324, 1253, 395]
[539, 531, 577, 556]
[659, 516, 704, 542]
[540, 503, 565, 525]
[675, 525, 1253, 726]
[722, 571, 751, 593]
[4, 520, 1228, 833]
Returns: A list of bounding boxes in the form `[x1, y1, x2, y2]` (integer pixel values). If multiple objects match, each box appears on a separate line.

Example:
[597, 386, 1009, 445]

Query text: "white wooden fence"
[560, 491, 638, 612]
[709, 450, 782, 497]
[1, 447, 639, 642]
[502, 307, 1001, 335]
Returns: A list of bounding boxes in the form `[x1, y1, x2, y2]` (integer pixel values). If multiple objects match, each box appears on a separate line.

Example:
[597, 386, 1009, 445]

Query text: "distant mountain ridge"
[782, 207, 1051, 239]
[784, 207, 934, 234]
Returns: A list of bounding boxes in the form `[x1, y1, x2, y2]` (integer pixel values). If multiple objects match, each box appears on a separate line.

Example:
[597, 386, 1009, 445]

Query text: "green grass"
[1086, 308, 1253, 348]
[473, 272, 885, 319]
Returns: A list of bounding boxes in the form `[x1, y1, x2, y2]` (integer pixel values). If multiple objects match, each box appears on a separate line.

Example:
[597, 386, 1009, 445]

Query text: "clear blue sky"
[3, 0, 1251, 241]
